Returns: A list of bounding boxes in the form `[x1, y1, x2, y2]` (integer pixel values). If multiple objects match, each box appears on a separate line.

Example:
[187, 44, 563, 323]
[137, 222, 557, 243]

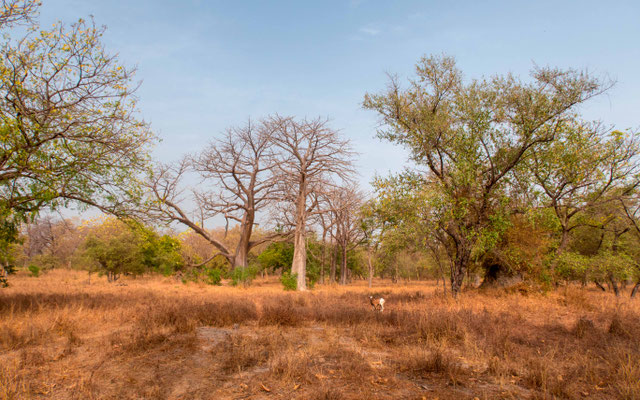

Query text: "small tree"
[324, 187, 364, 285]
[84, 230, 145, 282]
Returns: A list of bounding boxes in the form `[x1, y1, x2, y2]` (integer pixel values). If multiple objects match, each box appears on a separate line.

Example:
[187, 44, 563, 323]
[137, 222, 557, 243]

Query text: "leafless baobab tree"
[269, 116, 356, 290]
[146, 119, 281, 269]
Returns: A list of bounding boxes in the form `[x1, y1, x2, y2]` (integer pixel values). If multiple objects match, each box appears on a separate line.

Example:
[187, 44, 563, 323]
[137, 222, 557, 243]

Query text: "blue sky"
[39, 0, 640, 191]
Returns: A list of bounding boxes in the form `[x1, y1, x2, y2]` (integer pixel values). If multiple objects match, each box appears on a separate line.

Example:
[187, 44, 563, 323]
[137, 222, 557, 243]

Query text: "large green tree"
[364, 55, 608, 296]
[0, 1, 154, 249]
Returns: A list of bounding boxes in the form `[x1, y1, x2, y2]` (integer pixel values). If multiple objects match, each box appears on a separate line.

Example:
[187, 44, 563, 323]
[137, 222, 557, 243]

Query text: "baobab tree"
[270, 116, 355, 290]
[146, 119, 280, 269]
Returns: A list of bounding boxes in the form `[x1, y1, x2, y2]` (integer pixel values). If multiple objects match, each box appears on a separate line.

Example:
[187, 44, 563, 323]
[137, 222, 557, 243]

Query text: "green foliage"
[257, 242, 294, 272]
[280, 271, 297, 291]
[28, 264, 40, 277]
[590, 251, 634, 282]
[257, 240, 320, 287]
[305, 240, 323, 287]
[134, 224, 184, 276]
[84, 227, 145, 281]
[364, 54, 608, 293]
[205, 268, 223, 286]
[553, 252, 590, 282]
[0, 2, 155, 256]
[0, 215, 20, 268]
[230, 265, 259, 287]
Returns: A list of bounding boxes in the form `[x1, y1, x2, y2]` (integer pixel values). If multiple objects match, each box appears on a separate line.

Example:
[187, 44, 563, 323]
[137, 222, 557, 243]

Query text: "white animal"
[369, 296, 385, 312]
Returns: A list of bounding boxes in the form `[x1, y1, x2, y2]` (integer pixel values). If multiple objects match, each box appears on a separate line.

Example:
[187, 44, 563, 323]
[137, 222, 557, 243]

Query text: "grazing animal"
[369, 296, 385, 312]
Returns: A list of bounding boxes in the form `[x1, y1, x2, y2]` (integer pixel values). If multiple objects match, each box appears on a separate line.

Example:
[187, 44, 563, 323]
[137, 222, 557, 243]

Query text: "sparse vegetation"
[1, 270, 638, 399]
[280, 271, 297, 291]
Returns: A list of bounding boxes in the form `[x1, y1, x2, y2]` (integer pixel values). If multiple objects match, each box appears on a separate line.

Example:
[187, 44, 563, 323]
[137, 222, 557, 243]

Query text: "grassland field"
[1, 270, 639, 400]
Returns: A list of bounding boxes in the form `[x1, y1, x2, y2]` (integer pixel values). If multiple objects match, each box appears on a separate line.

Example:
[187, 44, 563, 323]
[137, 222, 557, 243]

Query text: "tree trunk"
[594, 280, 606, 291]
[367, 248, 374, 288]
[320, 232, 327, 285]
[330, 241, 337, 283]
[232, 209, 257, 270]
[392, 262, 398, 283]
[291, 180, 308, 291]
[0, 264, 7, 287]
[609, 273, 620, 297]
[450, 242, 471, 298]
[558, 227, 570, 254]
[292, 227, 307, 291]
[340, 243, 348, 285]
[631, 280, 640, 298]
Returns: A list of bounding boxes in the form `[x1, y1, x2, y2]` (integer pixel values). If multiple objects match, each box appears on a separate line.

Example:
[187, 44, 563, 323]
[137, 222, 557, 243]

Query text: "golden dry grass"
[1, 270, 639, 399]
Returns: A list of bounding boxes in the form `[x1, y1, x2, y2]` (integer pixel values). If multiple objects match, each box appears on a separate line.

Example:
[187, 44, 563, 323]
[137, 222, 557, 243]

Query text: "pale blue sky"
[39, 0, 640, 190]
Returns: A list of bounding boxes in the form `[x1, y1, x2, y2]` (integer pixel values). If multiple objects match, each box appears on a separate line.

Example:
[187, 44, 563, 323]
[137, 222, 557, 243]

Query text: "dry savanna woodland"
[1, 1, 640, 399]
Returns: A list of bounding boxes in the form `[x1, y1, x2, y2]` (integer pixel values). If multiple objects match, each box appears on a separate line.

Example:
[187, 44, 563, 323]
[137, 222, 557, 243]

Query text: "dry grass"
[0, 269, 639, 399]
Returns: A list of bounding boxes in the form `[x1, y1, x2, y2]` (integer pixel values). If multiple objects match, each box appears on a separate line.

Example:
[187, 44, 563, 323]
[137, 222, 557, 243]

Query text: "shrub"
[206, 268, 222, 286]
[28, 264, 40, 277]
[230, 265, 258, 287]
[280, 272, 297, 291]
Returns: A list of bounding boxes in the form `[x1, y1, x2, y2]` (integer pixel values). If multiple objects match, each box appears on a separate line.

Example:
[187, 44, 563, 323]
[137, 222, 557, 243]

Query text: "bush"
[206, 268, 222, 286]
[230, 265, 258, 287]
[28, 264, 40, 277]
[280, 272, 297, 291]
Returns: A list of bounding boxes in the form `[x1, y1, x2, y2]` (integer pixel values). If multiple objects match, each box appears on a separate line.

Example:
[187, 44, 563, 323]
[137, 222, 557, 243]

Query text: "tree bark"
[450, 241, 471, 298]
[320, 231, 327, 285]
[291, 177, 308, 290]
[233, 215, 254, 269]
[330, 241, 337, 283]
[340, 243, 348, 285]
[609, 273, 620, 297]
[292, 225, 307, 291]
[367, 248, 374, 288]
[631, 280, 640, 298]
[594, 280, 606, 291]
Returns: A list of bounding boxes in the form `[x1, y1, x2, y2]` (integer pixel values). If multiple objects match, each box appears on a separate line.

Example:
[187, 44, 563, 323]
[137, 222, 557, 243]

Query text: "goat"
[369, 296, 385, 312]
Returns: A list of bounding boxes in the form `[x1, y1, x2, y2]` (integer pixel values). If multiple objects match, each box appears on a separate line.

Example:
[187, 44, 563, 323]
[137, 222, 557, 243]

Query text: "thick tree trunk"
[292, 227, 307, 291]
[291, 185, 307, 290]
[558, 227, 570, 254]
[450, 243, 471, 298]
[233, 216, 253, 270]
